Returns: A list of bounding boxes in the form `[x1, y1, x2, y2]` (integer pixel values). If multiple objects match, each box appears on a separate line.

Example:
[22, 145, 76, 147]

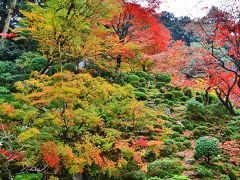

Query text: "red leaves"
[0, 33, 17, 39]
[133, 136, 148, 147]
[40, 141, 59, 169]
[221, 140, 240, 166]
[0, 148, 24, 161]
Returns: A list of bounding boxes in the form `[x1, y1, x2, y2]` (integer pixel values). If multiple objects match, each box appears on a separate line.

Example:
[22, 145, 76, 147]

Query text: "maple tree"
[105, 0, 171, 70]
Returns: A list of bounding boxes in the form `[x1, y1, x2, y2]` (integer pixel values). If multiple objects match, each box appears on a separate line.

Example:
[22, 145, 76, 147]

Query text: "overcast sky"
[158, 0, 228, 18]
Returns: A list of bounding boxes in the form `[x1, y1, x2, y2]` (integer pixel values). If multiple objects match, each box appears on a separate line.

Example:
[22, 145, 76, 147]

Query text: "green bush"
[193, 126, 208, 138]
[183, 87, 194, 98]
[148, 159, 183, 178]
[63, 63, 78, 73]
[183, 140, 192, 148]
[172, 125, 184, 133]
[137, 88, 147, 94]
[140, 82, 146, 87]
[135, 91, 147, 101]
[172, 91, 184, 98]
[154, 98, 161, 105]
[161, 139, 178, 157]
[31, 57, 48, 72]
[194, 136, 221, 163]
[169, 175, 189, 180]
[134, 71, 152, 80]
[165, 84, 175, 91]
[15, 173, 43, 180]
[171, 132, 179, 138]
[196, 165, 213, 178]
[126, 74, 140, 83]
[164, 92, 175, 101]
[124, 171, 147, 180]
[156, 82, 166, 89]
[180, 96, 188, 102]
[186, 100, 207, 120]
[155, 73, 172, 83]
[181, 120, 194, 130]
[0, 86, 10, 94]
[195, 95, 203, 103]
[209, 93, 219, 104]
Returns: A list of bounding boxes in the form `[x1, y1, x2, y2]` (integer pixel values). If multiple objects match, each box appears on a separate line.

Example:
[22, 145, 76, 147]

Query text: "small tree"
[194, 136, 221, 163]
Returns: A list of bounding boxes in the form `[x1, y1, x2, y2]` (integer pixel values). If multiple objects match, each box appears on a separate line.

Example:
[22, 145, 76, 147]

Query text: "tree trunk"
[142, 64, 146, 72]
[2, 0, 17, 33]
[116, 54, 122, 71]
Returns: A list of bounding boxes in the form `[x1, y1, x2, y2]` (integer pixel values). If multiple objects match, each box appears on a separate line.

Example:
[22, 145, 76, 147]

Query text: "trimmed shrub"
[154, 98, 161, 105]
[155, 73, 172, 83]
[172, 125, 184, 133]
[135, 91, 147, 101]
[171, 132, 179, 138]
[140, 82, 146, 87]
[148, 159, 183, 178]
[196, 165, 213, 178]
[183, 87, 194, 98]
[156, 82, 166, 89]
[186, 100, 207, 120]
[126, 74, 140, 83]
[180, 96, 188, 102]
[31, 57, 48, 72]
[0, 86, 10, 94]
[161, 139, 178, 157]
[63, 63, 78, 73]
[164, 92, 175, 101]
[194, 136, 221, 163]
[165, 84, 175, 91]
[195, 95, 203, 103]
[137, 88, 147, 94]
[134, 71, 152, 80]
[172, 91, 184, 98]
[193, 126, 208, 138]
[183, 140, 192, 148]
[124, 171, 147, 180]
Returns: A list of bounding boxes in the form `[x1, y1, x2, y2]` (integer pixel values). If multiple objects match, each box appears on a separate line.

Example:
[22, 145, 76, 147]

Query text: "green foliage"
[135, 91, 147, 101]
[195, 95, 203, 103]
[186, 100, 206, 120]
[193, 126, 208, 138]
[134, 71, 152, 80]
[137, 88, 147, 94]
[172, 125, 184, 133]
[183, 140, 192, 148]
[196, 165, 213, 178]
[161, 139, 178, 157]
[126, 74, 140, 83]
[63, 63, 78, 73]
[156, 82, 166, 89]
[164, 92, 175, 101]
[147, 159, 183, 178]
[154, 98, 161, 105]
[14, 173, 43, 180]
[194, 136, 221, 163]
[172, 91, 184, 98]
[0, 86, 10, 94]
[140, 82, 147, 87]
[31, 57, 48, 72]
[155, 73, 172, 83]
[183, 87, 194, 98]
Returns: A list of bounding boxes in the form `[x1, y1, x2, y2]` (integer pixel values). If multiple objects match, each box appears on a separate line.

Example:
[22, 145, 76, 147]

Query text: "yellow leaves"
[17, 128, 40, 143]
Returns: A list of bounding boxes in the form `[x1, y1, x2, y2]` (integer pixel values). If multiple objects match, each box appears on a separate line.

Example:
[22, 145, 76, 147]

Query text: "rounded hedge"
[164, 92, 175, 101]
[155, 73, 172, 83]
[31, 57, 48, 72]
[135, 91, 147, 101]
[183, 87, 194, 98]
[63, 63, 78, 73]
[156, 82, 166, 89]
[194, 136, 221, 163]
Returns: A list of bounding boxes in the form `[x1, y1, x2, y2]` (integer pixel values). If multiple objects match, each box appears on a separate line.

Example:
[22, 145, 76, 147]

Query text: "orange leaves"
[221, 140, 240, 166]
[40, 141, 59, 169]
[0, 103, 15, 116]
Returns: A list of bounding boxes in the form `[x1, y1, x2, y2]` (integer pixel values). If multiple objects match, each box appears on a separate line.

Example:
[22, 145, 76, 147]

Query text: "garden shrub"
[183, 140, 192, 148]
[195, 95, 203, 103]
[147, 159, 183, 178]
[156, 82, 166, 89]
[164, 92, 175, 101]
[172, 125, 184, 133]
[180, 96, 188, 102]
[196, 165, 214, 178]
[155, 73, 172, 83]
[140, 82, 146, 87]
[154, 98, 161, 105]
[137, 88, 147, 94]
[186, 100, 207, 120]
[169, 175, 188, 180]
[209, 93, 219, 104]
[63, 63, 78, 73]
[134, 71, 152, 80]
[31, 57, 48, 72]
[193, 126, 208, 138]
[181, 120, 194, 130]
[124, 170, 147, 180]
[15, 173, 43, 180]
[172, 91, 184, 98]
[135, 91, 147, 101]
[194, 136, 221, 163]
[161, 139, 178, 157]
[0, 86, 10, 94]
[171, 131, 179, 138]
[126, 74, 140, 83]
[183, 87, 194, 98]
